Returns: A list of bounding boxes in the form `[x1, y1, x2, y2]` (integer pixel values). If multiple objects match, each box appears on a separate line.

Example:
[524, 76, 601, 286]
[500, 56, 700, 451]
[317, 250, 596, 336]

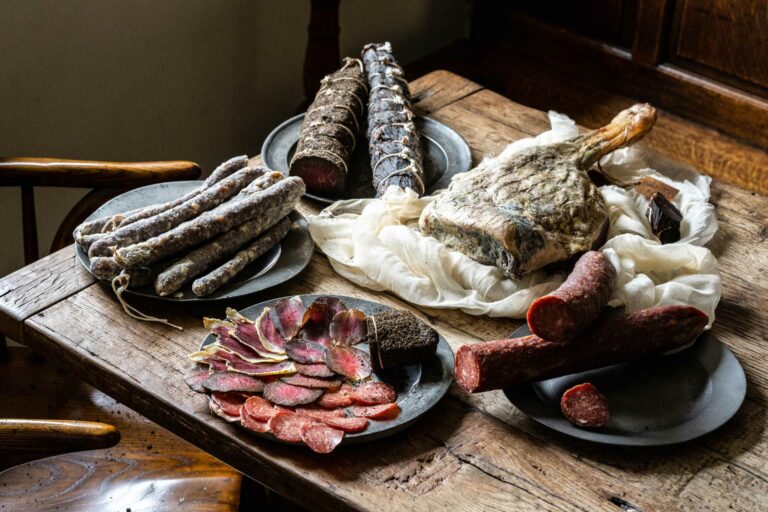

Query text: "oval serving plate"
[504, 323, 746, 446]
[75, 180, 314, 302]
[261, 114, 472, 204]
[200, 294, 455, 445]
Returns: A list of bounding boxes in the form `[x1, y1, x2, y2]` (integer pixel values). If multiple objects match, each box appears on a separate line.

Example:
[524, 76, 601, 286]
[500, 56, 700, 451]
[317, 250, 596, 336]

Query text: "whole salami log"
[290, 58, 367, 195]
[362, 42, 425, 197]
[74, 155, 248, 240]
[526, 251, 616, 342]
[115, 177, 304, 268]
[88, 166, 265, 257]
[455, 305, 708, 393]
[192, 216, 292, 297]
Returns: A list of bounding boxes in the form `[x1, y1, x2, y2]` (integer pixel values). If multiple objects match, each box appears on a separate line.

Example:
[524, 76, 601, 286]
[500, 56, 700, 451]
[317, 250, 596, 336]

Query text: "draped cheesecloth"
[307, 112, 721, 327]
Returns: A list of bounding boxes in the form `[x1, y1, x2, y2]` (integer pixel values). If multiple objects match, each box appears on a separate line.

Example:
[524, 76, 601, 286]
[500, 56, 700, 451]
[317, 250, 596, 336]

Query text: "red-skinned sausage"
[560, 383, 609, 428]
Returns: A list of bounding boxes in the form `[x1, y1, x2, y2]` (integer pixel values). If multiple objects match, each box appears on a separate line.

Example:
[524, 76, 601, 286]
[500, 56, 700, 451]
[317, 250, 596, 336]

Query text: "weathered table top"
[2, 71, 767, 512]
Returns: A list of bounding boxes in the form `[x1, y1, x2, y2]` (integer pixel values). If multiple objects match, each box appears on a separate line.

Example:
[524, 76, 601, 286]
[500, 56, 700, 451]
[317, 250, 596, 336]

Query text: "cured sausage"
[300, 423, 344, 453]
[526, 251, 616, 342]
[455, 305, 709, 393]
[115, 177, 304, 268]
[90, 257, 159, 288]
[190, 215, 292, 297]
[88, 166, 265, 257]
[560, 382, 609, 428]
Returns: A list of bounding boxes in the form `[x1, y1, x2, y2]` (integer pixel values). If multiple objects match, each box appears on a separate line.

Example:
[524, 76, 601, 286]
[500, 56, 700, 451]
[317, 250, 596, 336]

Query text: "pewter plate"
[261, 114, 472, 203]
[201, 294, 454, 446]
[75, 181, 314, 302]
[504, 324, 746, 446]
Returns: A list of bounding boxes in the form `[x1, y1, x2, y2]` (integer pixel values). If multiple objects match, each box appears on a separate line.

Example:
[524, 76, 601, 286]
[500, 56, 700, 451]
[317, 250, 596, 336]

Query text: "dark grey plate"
[504, 324, 746, 446]
[201, 294, 454, 446]
[261, 114, 472, 203]
[75, 181, 314, 302]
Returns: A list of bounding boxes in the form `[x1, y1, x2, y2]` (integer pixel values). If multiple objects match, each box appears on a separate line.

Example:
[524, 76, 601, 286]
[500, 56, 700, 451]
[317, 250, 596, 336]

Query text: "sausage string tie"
[111, 275, 183, 330]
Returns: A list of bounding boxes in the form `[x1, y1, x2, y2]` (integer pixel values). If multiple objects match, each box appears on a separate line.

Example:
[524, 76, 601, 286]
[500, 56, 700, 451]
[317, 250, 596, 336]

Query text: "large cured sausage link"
[89, 256, 158, 288]
[362, 42, 425, 197]
[455, 306, 708, 393]
[526, 251, 616, 342]
[192, 216, 292, 297]
[115, 177, 304, 269]
[153, 173, 286, 296]
[88, 166, 265, 257]
[75, 155, 248, 240]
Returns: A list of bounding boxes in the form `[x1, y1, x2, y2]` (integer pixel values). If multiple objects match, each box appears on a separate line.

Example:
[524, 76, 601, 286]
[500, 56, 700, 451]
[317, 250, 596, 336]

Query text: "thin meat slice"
[225, 308, 284, 357]
[330, 308, 367, 346]
[285, 339, 328, 364]
[348, 403, 400, 420]
[263, 381, 323, 407]
[270, 296, 305, 339]
[185, 365, 210, 393]
[204, 318, 281, 361]
[325, 346, 372, 381]
[243, 396, 287, 422]
[189, 342, 286, 365]
[352, 381, 396, 405]
[226, 359, 296, 377]
[202, 372, 266, 393]
[200, 358, 227, 373]
[269, 412, 320, 443]
[240, 414, 270, 433]
[294, 406, 346, 420]
[210, 392, 247, 418]
[295, 362, 336, 378]
[281, 374, 342, 389]
[320, 416, 369, 433]
[209, 397, 241, 422]
[256, 307, 287, 353]
[317, 385, 357, 408]
[560, 383, 609, 428]
[300, 423, 344, 453]
[300, 298, 347, 345]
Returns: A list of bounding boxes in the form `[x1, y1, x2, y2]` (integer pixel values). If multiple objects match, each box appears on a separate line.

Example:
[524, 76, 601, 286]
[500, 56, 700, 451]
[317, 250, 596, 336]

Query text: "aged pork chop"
[420, 103, 657, 278]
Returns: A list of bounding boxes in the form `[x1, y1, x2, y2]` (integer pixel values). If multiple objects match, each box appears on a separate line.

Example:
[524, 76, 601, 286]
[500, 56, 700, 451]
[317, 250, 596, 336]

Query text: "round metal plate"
[261, 114, 472, 203]
[504, 324, 746, 446]
[201, 294, 454, 445]
[75, 181, 314, 302]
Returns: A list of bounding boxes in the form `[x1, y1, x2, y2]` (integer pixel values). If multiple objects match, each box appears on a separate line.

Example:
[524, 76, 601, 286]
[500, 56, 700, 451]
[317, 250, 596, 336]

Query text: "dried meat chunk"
[330, 308, 367, 346]
[263, 381, 323, 407]
[325, 346, 372, 381]
[184, 365, 210, 393]
[281, 374, 342, 389]
[317, 385, 357, 408]
[202, 372, 266, 393]
[300, 423, 344, 454]
[285, 339, 328, 364]
[352, 381, 396, 405]
[295, 362, 336, 378]
[348, 403, 400, 420]
[269, 412, 320, 443]
[243, 396, 287, 422]
[240, 414, 270, 433]
[270, 296, 305, 340]
[226, 359, 296, 377]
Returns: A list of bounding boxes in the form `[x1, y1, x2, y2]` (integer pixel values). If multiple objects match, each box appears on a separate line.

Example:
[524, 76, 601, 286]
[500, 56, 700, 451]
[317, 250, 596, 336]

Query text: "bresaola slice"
[330, 308, 367, 345]
[189, 343, 285, 366]
[223, 310, 284, 358]
[263, 381, 324, 406]
[204, 317, 284, 361]
[256, 307, 287, 353]
[202, 372, 266, 393]
[285, 339, 328, 364]
[300, 299, 346, 346]
[185, 365, 210, 393]
[295, 362, 336, 378]
[325, 346, 372, 381]
[300, 423, 344, 453]
[226, 358, 296, 377]
[281, 374, 342, 389]
[270, 296, 304, 339]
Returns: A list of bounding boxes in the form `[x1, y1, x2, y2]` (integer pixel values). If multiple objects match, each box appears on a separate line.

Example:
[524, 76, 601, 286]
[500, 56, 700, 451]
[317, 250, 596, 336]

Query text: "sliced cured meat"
[240, 414, 270, 433]
[243, 396, 286, 422]
[295, 362, 336, 378]
[300, 298, 347, 345]
[325, 346, 372, 381]
[300, 423, 344, 454]
[263, 381, 324, 407]
[319, 416, 369, 433]
[200, 358, 227, 373]
[330, 308, 367, 346]
[317, 385, 356, 408]
[348, 403, 400, 420]
[225, 308, 284, 357]
[202, 372, 266, 393]
[294, 406, 346, 420]
[352, 381, 396, 405]
[189, 342, 286, 366]
[314, 297, 347, 316]
[281, 374, 342, 389]
[184, 365, 210, 393]
[256, 308, 287, 354]
[270, 296, 305, 340]
[268, 412, 320, 443]
[285, 339, 328, 364]
[204, 318, 285, 362]
[209, 397, 241, 423]
[560, 383, 609, 428]
[210, 391, 247, 418]
[226, 359, 296, 377]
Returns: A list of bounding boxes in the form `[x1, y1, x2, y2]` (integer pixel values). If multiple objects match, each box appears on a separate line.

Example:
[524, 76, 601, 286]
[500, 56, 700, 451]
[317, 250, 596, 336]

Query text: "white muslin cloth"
[307, 113, 721, 326]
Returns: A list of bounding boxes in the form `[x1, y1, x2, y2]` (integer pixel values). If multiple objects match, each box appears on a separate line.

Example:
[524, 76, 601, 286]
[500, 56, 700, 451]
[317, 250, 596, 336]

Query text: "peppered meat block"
[366, 310, 438, 371]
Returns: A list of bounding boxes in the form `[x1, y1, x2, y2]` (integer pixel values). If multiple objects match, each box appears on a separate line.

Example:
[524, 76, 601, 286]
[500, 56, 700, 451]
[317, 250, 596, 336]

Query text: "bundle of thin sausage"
[454, 251, 709, 426]
[73, 155, 305, 297]
[185, 296, 401, 454]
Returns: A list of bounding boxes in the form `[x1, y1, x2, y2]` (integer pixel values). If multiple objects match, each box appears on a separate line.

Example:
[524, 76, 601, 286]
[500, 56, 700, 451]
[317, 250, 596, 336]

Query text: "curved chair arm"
[0, 419, 120, 473]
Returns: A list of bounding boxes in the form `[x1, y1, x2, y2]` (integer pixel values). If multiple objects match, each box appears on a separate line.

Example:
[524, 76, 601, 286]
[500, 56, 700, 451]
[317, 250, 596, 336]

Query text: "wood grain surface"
[3, 71, 767, 511]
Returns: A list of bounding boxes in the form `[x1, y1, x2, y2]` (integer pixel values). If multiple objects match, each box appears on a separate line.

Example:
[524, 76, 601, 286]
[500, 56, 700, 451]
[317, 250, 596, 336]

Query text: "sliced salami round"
[317, 384, 357, 408]
[348, 403, 400, 420]
[210, 391, 247, 417]
[353, 381, 396, 405]
[300, 423, 344, 453]
[294, 406, 346, 420]
[269, 412, 320, 443]
[560, 382, 609, 428]
[243, 396, 286, 422]
[319, 416, 369, 433]
[263, 381, 323, 407]
[240, 414, 270, 433]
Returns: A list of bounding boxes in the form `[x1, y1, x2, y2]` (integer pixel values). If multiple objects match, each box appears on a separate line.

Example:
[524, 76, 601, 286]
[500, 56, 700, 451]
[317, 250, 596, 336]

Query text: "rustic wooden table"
[1, 71, 766, 512]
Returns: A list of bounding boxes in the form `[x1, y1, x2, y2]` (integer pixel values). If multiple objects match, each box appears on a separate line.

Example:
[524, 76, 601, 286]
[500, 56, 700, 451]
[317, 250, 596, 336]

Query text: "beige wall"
[0, 0, 470, 276]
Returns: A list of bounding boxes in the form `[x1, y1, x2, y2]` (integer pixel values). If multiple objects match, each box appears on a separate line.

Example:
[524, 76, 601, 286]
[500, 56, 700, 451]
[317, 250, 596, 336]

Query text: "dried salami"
[300, 423, 344, 453]
[560, 382, 609, 428]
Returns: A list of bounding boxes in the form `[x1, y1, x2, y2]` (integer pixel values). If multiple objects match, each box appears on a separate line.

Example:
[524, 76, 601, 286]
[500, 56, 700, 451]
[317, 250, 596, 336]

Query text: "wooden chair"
[0, 157, 242, 511]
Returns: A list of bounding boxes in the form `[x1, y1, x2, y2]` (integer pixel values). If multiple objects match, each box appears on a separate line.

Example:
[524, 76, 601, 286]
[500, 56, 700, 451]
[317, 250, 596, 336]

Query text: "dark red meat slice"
[269, 412, 320, 443]
[560, 383, 609, 428]
[263, 381, 323, 406]
[295, 362, 336, 378]
[330, 308, 367, 345]
[193, 342, 285, 366]
[325, 346, 372, 381]
[223, 309, 283, 358]
[285, 339, 328, 364]
[317, 385, 356, 408]
[185, 365, 210, 393]
[243, 396, 287, 422]
[203, 318, 271, 361]
[300, 423, 344, 453]
[270, 296, 305, 340]
[281, 374, 342, 389]
[202, 372, 266, 393]
[348, 403, 400, 420]
[352, 381, 396, 405]
[300, 298, 346, 345]
[202, 359, 228, 373]
[226, 358, 296, 377]
[294, 406, 346, 420]
[320, 416, 369, 433]
[210, 392, 247, 418]
[257, 308, 287, 353]
[240, 414, 270, 433]
[209, 397, 240, 422]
